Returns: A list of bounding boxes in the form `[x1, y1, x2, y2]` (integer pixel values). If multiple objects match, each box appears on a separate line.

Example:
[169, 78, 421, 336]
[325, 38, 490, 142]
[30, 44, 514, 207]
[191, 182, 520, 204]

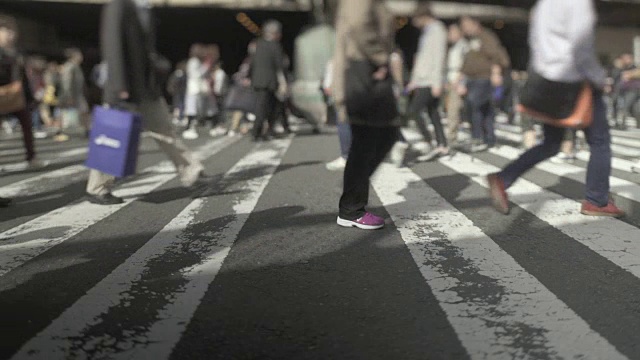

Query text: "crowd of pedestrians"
[0, 0, 637, 222]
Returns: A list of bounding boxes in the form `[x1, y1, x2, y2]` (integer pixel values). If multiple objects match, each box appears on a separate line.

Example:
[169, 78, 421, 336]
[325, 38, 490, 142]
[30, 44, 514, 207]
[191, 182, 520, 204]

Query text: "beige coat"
[333, 0, 395, 124]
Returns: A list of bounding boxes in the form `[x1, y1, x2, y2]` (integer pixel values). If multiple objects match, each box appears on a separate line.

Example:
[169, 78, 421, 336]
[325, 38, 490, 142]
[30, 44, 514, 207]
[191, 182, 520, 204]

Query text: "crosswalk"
[2, 124, 640, 359]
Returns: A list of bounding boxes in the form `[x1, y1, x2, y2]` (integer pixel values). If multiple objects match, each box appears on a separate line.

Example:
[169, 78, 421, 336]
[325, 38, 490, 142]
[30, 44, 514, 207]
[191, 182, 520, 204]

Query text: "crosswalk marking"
[12, 139, 292, 360]
[488, 145, 640, 204]
[0, 136, 240, 279]
[371, 163, 626, 360]
[438, 153, 640, 282]
[0, 165, 87, 198]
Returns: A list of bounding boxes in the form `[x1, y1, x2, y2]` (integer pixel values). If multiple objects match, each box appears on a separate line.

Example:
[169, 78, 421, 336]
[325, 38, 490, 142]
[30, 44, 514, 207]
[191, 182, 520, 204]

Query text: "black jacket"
[250, 39, 284, 92]
[101, 0, 164, 105]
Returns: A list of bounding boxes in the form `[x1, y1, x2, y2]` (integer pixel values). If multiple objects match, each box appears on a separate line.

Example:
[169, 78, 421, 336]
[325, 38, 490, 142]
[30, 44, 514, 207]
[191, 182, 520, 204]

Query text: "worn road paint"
[12, 139, 291, 360]
[372, 163, 626, 360]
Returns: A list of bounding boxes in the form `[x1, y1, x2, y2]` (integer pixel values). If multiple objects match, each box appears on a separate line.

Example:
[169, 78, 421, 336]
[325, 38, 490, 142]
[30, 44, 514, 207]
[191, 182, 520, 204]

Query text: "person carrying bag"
[486, 0, 624, 218]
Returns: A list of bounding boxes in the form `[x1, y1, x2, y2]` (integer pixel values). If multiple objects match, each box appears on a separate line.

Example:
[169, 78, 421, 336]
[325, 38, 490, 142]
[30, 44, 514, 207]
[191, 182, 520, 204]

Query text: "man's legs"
[86, 169, 117, 196]
[583, 94, 612, 207]
[446, 88, 463, 145]
[425, 91, 446, 148]
[13, 109, 35, 162]
[406, 88, 433, 145]
[467, 79, 492, 145]
[252, 89, 271, 139]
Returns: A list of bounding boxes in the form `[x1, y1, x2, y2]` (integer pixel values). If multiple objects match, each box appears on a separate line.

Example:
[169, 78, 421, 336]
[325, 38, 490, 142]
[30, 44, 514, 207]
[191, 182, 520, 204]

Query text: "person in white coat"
[183, 43, 206, 139]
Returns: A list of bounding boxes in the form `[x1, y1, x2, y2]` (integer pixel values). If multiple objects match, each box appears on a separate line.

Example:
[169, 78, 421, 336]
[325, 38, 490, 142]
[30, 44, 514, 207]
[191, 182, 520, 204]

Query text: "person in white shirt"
[487, 0, 625, 218]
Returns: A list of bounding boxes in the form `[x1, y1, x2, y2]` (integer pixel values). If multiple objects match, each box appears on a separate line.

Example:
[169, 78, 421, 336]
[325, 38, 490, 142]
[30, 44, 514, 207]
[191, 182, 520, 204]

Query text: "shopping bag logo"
[94, 134, 122, 149]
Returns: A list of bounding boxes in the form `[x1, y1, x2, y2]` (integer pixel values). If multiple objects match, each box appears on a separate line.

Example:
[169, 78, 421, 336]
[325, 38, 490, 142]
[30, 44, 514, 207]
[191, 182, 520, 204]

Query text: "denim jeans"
[466, 79, 495, 145]
[499, 93, 611, 207]
[337, 120, 352, 159]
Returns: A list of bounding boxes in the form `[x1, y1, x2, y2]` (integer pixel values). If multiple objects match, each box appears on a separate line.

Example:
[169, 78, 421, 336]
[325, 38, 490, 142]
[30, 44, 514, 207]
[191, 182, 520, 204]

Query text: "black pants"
[407, 87, 446, 147]
[339, 124, 399, 220]
[253, 89, 277, 139]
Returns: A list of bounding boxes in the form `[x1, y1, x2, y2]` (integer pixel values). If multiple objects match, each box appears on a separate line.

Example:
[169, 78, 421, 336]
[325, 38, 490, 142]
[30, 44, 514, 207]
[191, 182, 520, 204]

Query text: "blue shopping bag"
[85, 106, 142, 178]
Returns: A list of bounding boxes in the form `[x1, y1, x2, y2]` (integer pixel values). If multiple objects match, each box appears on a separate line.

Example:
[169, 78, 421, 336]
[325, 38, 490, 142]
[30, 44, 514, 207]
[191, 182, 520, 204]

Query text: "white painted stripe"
[12, 139, 291, 360]
[439, 153, 640, 288]
[0, 136, 240, 278]
[0, 165, 87, 198]
[0, 148, 88, 173]
[372, 163, 626, 360]
[489, 145, 640, 205]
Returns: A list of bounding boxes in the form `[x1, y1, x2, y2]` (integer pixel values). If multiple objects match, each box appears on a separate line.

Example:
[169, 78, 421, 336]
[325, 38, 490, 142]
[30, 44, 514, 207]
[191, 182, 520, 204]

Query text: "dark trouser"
[467, 79, 496, 145]
[12, 109, 35, 161]
[622, 90, 640, 127]
[407, 87, 445, 146]
[253, 89, 277, 139]
[499, 93, 611, 207]
[337, 120, 352, 159]
[339, 124, 398, 220]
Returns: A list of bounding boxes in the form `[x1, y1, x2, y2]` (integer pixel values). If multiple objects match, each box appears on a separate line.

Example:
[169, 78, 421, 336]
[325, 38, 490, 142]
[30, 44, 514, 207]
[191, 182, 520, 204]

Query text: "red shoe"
[487, 173, 509, 215]
[581, 199, 625, 218]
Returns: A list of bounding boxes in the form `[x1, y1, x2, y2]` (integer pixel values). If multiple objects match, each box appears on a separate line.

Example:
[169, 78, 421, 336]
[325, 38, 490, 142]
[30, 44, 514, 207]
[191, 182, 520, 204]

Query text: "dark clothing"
[467, 79, 496, 145]
[337, 121, 352, 159]
[407, 87, 447, 147]
[250, 39, 284, 92]
[14, 109, 35, 161]
[500, 93, 610, 207]
[0, 48, 34, 105]
[339, 125, 398, 220]
[101, 0, 163, 105]
[252, 89, 278, 139]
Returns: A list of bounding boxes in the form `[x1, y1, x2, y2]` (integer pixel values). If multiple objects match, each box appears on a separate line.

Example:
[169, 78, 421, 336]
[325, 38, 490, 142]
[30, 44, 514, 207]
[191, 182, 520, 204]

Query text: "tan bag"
[0, 81, 26, 115]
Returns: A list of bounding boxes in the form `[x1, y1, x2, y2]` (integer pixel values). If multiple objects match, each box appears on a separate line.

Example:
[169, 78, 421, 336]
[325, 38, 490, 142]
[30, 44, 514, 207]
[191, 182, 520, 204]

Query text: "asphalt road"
[2, 122, 640, 360]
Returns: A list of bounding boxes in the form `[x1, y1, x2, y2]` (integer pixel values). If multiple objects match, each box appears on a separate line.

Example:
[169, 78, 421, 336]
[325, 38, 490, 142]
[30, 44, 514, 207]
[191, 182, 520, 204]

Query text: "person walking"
[444, 23, 469, 147]
[334, 0, 399, 230]
[86, 0, 204, 205]
[59, 48, 90, 137]
[459, 15, 510, 152]
[487, 0, 625, 218]
[183, 43, 206, 140]
[404, 3, 448, 162]
[0, 14, 45, 174]
[251, 20, 286, 142]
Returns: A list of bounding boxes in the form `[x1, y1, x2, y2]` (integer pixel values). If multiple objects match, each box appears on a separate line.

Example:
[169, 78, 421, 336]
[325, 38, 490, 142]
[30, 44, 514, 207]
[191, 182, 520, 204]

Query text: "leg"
[499, 124, 565, 189]
[366, 127, 399, 177]
[252, 90, 269, 139]
[583, 94, 611, 207]
[86, 169, 116, 196]
[339, 124, 376, 221]
[482, 100, 496, 146]
[139, 98, 203, 186]
[14, 109, 35, 161]
[426, 92, 447, 148]
[406, 88, 432, 144]
[337, 120, 352, 159]
[446, 89, 463, 145]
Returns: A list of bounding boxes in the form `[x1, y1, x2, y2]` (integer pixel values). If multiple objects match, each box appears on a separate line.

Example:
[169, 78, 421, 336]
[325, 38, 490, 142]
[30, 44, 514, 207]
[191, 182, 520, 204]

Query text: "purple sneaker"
[337, 212, 385, 230]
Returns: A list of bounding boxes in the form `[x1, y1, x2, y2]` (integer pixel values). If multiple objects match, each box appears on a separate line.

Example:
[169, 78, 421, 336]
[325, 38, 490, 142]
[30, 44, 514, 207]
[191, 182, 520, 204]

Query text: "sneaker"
[209, 127, 226, 137]
[27, 158, 48, 169]
[326, 157, 347, 171]
[390, 141, 409, 167]
[53, 133, 70, 142]
[412, 141, 432, 154]
[487, 173, 510, 215]
[87, 193, 124, 205]
[337, 212, 385, 230]
[227, 130, 237, 137]
[581, 199, 625, 218]
[182, 127, 199, 140]
[34, 130, 48, 139]
[550, 152, 576, 164]
[469, 143, 489, 153]
[417, 147, 449, 162]
[181, 163, 205, 187]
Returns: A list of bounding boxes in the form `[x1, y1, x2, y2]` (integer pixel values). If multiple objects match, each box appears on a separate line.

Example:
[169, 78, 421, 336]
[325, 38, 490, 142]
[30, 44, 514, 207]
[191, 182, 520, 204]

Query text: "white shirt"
[447, 39, 469, 83]
[530, 0, 606, 87]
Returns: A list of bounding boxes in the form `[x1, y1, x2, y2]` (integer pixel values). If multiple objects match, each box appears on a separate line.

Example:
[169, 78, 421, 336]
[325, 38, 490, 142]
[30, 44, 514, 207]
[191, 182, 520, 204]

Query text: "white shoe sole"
[337, 217, 384, 230]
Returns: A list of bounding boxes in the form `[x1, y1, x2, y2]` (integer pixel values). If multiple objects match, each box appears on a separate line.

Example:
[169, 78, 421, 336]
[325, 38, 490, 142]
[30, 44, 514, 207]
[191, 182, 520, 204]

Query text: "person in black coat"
[250, 20, 286, 141]
[86, 0, 203, 205]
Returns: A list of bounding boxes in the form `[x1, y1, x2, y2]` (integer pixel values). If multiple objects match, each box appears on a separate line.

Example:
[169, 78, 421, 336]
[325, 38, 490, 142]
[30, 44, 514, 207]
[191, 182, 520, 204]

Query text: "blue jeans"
[466, 79, 495, 145]
[337, 120, 352, 159]
[499, 93, 611, 207]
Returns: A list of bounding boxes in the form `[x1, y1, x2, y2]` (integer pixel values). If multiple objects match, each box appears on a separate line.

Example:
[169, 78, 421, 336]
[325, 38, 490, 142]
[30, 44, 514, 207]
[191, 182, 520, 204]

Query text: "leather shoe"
[87, 193, 124, 205]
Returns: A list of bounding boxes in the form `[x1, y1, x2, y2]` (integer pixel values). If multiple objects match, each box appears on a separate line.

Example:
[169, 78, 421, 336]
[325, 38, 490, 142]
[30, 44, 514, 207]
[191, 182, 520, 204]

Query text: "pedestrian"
[209, 58, 228, 137]
[459, 15, 510, 152]
[444, 23, 469, 147]
[405, 2, 449, 161]
[0, 13, 46, 176]
[323, 58, 351, 171]
[166, 60, 187, 126]
[225, 41, 256, 137]
[59, 48, 90, 137]
[42, 61, 69, 142]
[487, 0, 625, 218]
[251, 20, 286, 142]
[183, 43, 206, 140]
[86, 0, 204, 205]
[334, 0, 399, 230]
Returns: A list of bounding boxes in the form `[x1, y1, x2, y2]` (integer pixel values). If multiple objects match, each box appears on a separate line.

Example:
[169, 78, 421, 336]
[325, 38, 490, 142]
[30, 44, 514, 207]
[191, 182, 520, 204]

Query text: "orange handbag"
[517, 82, 593, 129]
[0, 81, 26, 115]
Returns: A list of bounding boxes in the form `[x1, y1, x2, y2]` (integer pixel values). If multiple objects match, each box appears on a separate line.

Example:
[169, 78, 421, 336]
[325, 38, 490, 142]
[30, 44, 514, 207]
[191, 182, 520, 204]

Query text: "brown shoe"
[581, 199, 625, 218]
[487, 173, 509, 215]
